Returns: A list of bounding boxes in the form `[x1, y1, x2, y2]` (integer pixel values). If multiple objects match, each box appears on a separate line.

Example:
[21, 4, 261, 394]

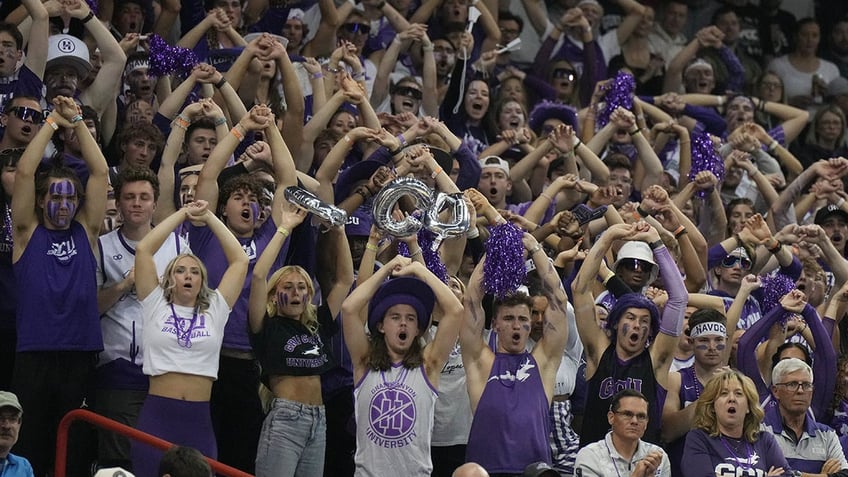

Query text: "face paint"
[250, 202, 260, 224]
[695, 344, 709, 350]
[46, 180, 77, 227]
[522, 324, 530, 332]
[716, 343, 726, 350]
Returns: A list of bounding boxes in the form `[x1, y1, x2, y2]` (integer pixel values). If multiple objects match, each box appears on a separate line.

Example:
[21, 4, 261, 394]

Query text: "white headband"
[690, 321, 726, 338]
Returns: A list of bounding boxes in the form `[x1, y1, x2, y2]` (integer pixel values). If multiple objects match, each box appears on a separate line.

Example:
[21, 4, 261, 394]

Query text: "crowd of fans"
[0, 0, 848, 476]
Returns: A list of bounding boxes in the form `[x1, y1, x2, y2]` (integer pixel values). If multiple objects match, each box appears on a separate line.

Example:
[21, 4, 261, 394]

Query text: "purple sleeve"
[682, 105, 727, 137]
[364, 147, 393, 166]
[454, 142, 481, 191]
[718, 46, 744, 94]
[655, 246, 686, 336]
[736, 304, 787, 402]
[531, 35, 558, 78]
[579, 41, 606, 108]
[804, 303, 837, 418]
[522, 73, 556, 102]
[153, 112, 172, 137]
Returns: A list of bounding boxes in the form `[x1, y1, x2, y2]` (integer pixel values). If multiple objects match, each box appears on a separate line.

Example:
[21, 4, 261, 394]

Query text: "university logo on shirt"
[47, 236, 78, 263]
[487, 357, 536, 384]
[367, 383, 418, 449]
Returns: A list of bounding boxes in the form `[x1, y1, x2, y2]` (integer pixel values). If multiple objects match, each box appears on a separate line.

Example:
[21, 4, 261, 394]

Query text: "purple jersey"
[683, 428, 790, 477]
[466, 352, 551, 473]
[188, 217, 288, 351]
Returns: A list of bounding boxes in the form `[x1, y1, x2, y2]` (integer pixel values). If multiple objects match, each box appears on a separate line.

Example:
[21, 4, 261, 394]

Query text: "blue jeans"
[255, 397, 326, 477]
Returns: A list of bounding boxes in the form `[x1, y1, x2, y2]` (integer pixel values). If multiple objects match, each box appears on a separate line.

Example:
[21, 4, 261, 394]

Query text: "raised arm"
[135, 205, 193, 300]
[195, 105, 272, 207]
[20, 0, 48, 77]
[71, 0, 127, 116]
[572, 223, 633, 374]
[341, 255, 413, 379]
[248, 205, 307, 333]
[203, 204, 249, 307]
[529, 232, 569, 371]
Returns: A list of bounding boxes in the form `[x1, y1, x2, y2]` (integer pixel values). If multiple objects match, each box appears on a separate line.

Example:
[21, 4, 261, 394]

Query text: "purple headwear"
[367, 276, 435, 334]
[528, 101, 579, 134]
[605, 293, 660, 343]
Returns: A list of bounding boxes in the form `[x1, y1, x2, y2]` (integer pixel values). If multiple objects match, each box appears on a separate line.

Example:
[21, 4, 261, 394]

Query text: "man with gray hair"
[762, 357, 848, 477]
[0, 391, 33, 477]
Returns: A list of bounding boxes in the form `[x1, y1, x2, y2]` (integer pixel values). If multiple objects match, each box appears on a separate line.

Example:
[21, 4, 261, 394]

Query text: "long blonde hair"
[266, 265, 318, 334]
[693, 369, 764, 443]
[160, 253, 213, 313]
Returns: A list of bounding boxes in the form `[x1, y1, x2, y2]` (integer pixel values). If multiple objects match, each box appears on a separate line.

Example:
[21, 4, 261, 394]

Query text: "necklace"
[170, 303, 199, 348]
[720, 435, 753, 469]
[381, 366, 409, 389]
[3, 202, 11, 243]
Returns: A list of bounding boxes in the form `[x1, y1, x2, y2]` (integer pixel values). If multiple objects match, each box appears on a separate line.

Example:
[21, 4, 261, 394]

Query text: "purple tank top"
[15, 222, 101, 351]
[466, 352, 551, 473]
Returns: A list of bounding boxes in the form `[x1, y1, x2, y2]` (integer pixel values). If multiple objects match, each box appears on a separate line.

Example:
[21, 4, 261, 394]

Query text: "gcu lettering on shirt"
[284, 333, 329, 368]
[47, 236, 78, 262]
[715, 452, 766, 477]
[366, 370, 419, 449]
[599, 377, 644, 399]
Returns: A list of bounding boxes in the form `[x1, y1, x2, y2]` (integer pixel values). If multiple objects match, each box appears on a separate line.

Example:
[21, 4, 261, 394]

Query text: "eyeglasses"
[760, 81, 782, 90]
[393, 86, 423, 100]
[612, 410, 649, 422]
[775, 381, 814, 392]
[721, 255, 752, 270]
[551, 68, 576, 82]
[540, 124, 557, 136]
[620, 259, 654, 273]
[6, 106, 45, 123]
[342, 23, 371, 35]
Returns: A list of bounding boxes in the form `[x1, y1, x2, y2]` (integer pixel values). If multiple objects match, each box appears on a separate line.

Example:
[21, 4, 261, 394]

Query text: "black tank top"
[581, 344, 665, 447]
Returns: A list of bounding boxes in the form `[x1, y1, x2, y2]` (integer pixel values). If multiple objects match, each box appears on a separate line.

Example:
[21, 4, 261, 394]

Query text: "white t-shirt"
[767, 55, 840, 119]
[141, 286, 231, 379]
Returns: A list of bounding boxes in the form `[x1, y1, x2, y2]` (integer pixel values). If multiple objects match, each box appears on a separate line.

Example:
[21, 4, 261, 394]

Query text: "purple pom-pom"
[483, 222, 526, 298]
[148, 34, 198, 77]
[759, 272, 796, 318]
[597, 71, 636, 128]
[85, 0, 98, 15]
[687, 130, 725, 198]
[396, 230, 448, 283]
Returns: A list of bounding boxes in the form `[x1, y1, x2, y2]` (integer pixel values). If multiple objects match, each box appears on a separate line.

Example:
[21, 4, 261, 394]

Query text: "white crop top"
[141, 286, 231, 379]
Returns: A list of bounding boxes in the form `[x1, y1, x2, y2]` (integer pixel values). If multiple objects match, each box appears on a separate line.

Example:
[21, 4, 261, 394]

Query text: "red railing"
[55, 409, 254, 477]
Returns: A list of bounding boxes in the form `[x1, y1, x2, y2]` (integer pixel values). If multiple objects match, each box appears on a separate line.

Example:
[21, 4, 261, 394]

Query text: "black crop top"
[251, 304, 338, 380]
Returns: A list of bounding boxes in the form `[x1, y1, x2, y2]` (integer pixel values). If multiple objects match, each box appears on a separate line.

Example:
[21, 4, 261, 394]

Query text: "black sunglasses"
[342, 23, 371, 35]
[619, 259, 654, 272]
[551, 68, 576, 82]
[6, 106, 45, 124]
[721, 255, 752, 270]
[393, 86, 423, 100]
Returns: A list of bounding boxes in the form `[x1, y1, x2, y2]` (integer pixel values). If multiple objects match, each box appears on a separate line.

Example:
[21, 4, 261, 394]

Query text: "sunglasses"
[6, 106, 45, 123]
[342, 23, 371, 35]
[393, 86, 423, 100]
[551, 68, 576, 82]
[721, 255, 752, 270]
[619, 259, 654, 273]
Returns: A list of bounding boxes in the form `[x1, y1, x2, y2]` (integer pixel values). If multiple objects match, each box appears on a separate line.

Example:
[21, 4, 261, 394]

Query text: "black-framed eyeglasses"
[342, 23, 371, 35]
[540, 124, 556, 136]
[551, 68, 576, 82]
[393, 86, 423, 100]
[721, 255, 752, 270]
[6, 106, 45, 124]
[612, 410, 649, 422]
[620, 258, 654, 273]
[774, 381, 814, 392]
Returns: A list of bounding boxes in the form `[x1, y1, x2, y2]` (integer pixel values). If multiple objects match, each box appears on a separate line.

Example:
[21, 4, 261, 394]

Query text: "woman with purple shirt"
[684, 369, 791, 477]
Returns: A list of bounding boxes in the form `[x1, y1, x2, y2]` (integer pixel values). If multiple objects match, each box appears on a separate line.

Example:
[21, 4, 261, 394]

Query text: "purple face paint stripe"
[250, 202, 260, 224]
[50, 180, 76, 196]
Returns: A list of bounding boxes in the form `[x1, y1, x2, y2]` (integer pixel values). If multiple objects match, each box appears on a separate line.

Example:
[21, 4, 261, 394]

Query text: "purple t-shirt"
[683, 428, 790, 477]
